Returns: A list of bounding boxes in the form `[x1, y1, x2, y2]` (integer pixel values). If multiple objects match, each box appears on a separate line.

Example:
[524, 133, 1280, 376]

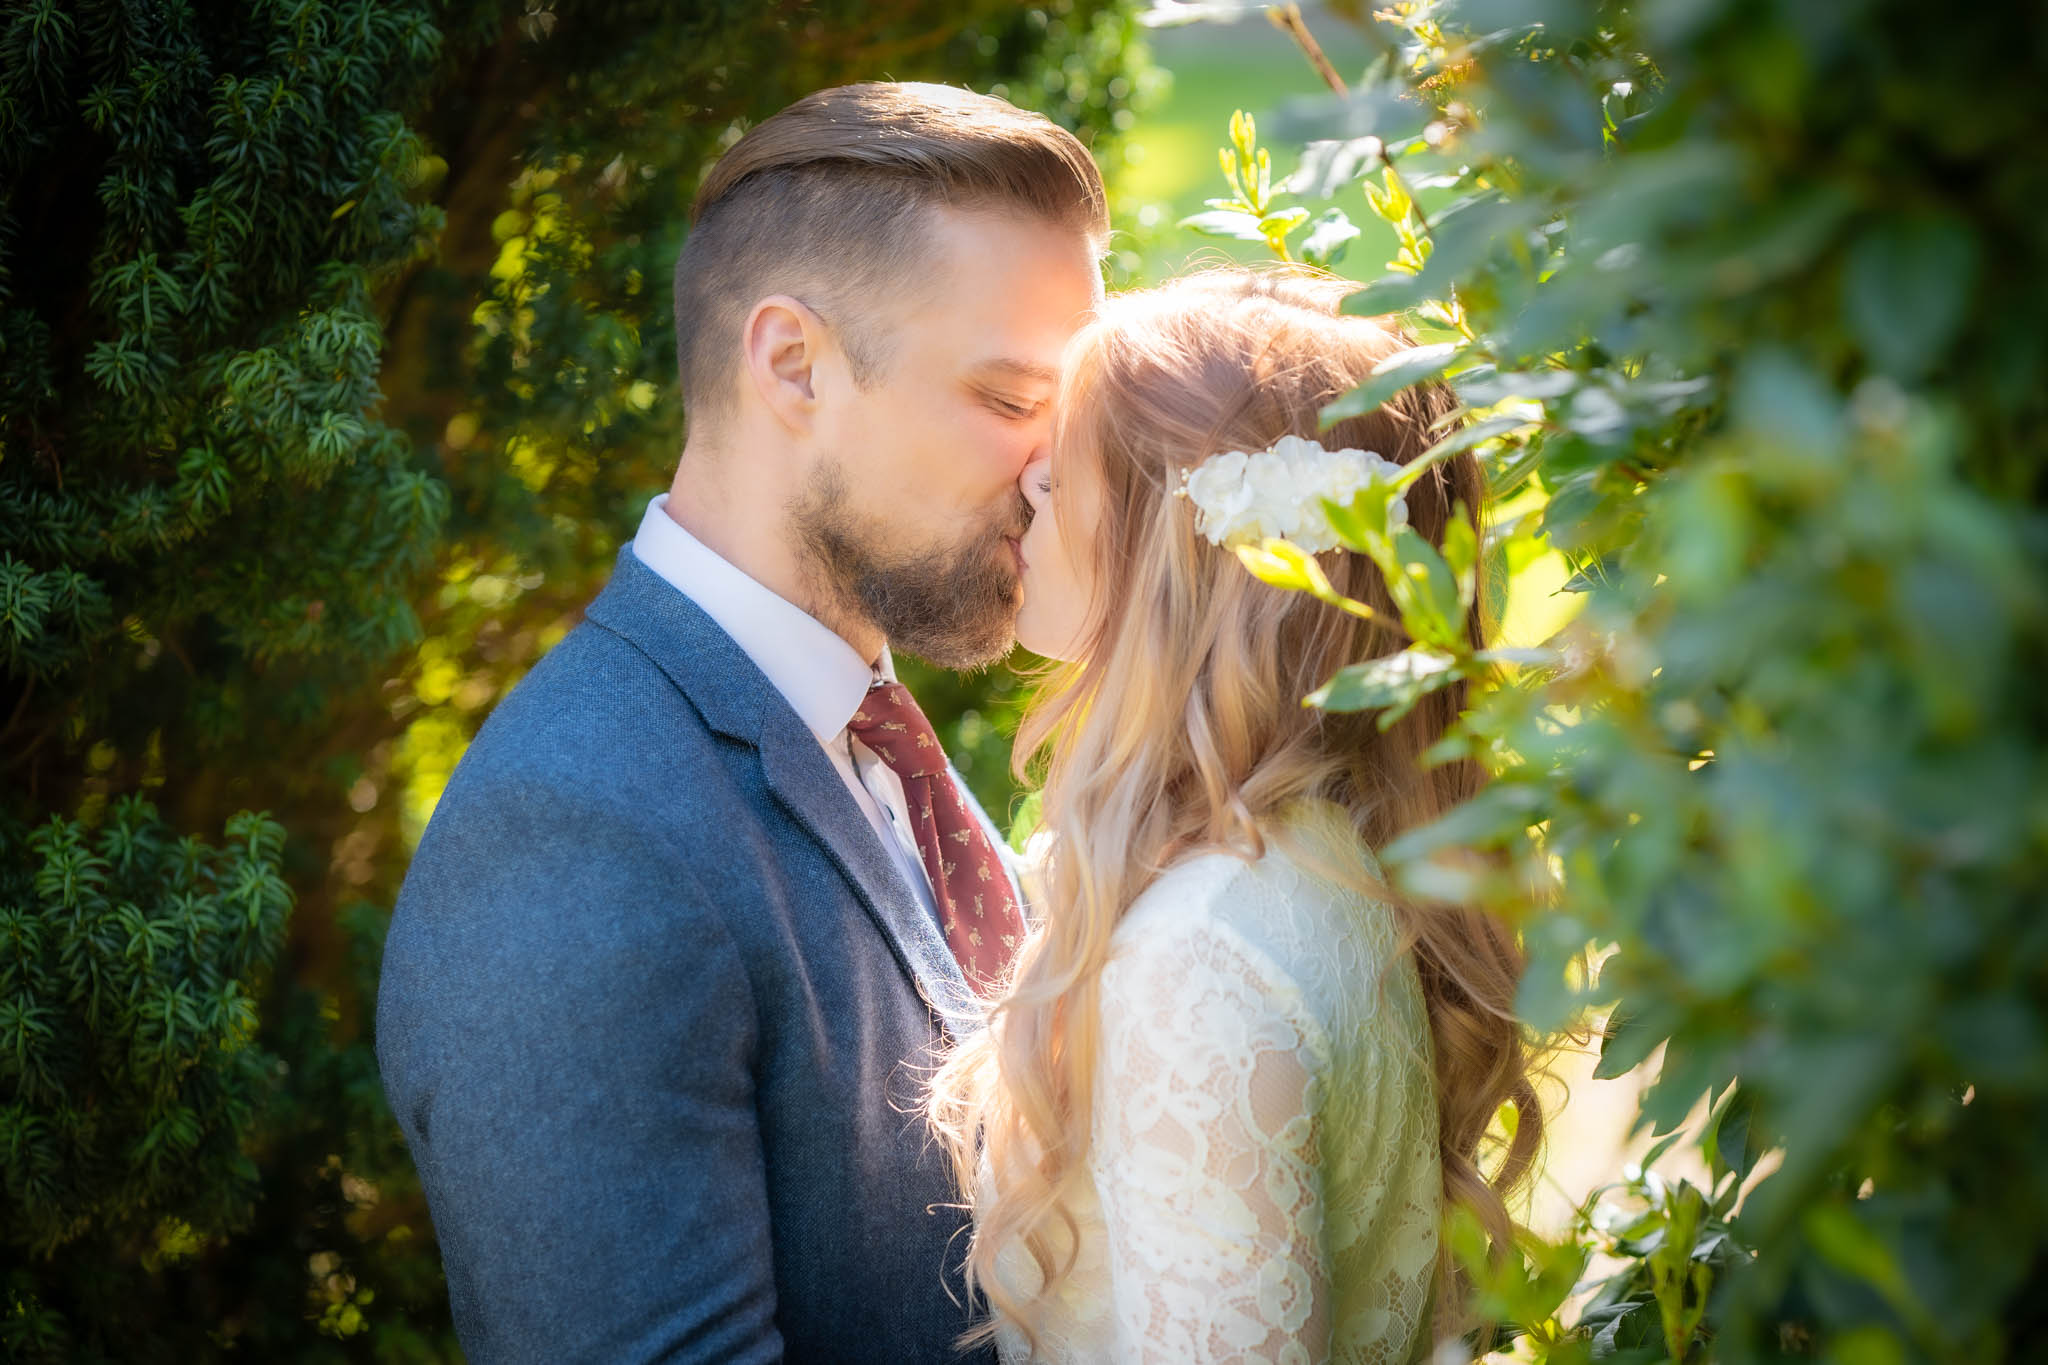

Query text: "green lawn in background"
[1111, 11, 1398, 279]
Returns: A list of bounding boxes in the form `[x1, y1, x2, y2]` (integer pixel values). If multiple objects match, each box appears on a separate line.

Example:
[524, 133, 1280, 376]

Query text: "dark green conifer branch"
[0, 1, 1152, 1356]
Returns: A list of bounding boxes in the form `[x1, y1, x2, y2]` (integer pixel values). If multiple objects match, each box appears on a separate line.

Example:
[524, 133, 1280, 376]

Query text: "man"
[375, 83, 1105, 1362]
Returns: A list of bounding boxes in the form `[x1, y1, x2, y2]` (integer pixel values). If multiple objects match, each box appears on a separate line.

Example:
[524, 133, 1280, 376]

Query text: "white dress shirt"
[629, 495, 940, 919]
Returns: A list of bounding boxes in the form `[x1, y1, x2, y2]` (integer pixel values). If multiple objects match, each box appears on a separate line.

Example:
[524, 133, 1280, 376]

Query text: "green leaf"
[1007, 790, 1043, 852]
[1596, 1006, 1664, 1080]
[1338, 273, 1429, 319]
[1803, 1204, 1910, 1303]
[1321, 483, 1401, 562]
[1637, 1124, 1689, 1173]
[1402, 414, 1531, 491]
[1298, 208, 1362, 267]
[1284, 136, 1383, 199]
[1258, 206, 1309, 236]
[1452, 366, 1581, 405]
[1710, 1087, 1762, 1183]
[1304, 647, 1462, 720]
[1321, 342, 1463, 425]
[1844, 213, 1979, 378]
[1560, 567, 1604, 592]
[1178, 209, 1269, 242]
[1385, 526, 1463, 648]
[1230, 108, 1255, 163]
[1472, 646, 1557, 668]
[1378, 165, 1412, 222]
[1443, 500, 1478, 611]
[1235, 539, 1325, 594]
[1486, 437, 1547, 499]
[1827, 1327, 1910, 1365]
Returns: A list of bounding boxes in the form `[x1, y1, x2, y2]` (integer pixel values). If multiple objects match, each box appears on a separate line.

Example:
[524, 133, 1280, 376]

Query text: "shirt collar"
[629, 494, 890, 744]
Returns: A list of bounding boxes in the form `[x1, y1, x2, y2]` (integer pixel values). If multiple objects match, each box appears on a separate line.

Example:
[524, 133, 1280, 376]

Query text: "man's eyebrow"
[970, 357, 1059, 386]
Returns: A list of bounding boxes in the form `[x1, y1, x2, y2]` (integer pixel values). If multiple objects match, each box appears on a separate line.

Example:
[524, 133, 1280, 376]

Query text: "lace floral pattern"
[993, 839, 1441, 1364]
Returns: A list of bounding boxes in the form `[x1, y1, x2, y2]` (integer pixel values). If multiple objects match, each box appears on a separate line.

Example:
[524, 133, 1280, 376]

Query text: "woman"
[930, 266, 1544, 1363]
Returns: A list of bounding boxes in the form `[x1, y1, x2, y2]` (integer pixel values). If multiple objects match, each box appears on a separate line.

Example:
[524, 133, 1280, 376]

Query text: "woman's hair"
[927, 265, 1544, 1354]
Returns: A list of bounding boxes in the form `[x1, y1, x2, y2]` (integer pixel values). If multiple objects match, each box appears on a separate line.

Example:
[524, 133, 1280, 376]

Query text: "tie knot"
[846, 682, 945, 780]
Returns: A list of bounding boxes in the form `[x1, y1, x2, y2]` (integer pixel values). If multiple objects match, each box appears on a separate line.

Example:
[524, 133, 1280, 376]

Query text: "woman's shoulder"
[1114, 817, 1407, 1017]
[1123, 845, 1262, 916]
[1120, 817, 1382, 938]
[1106, 835, 1291, 945]
[1112, 844, 1291, 954]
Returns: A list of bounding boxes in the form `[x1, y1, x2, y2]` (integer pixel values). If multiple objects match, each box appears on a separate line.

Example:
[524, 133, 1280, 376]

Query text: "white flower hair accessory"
[1175, 433, 1407, 553]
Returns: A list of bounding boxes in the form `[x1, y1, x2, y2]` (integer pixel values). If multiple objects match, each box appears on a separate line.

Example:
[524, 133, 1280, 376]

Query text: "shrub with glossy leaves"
[1186, 0, 2047, 1359]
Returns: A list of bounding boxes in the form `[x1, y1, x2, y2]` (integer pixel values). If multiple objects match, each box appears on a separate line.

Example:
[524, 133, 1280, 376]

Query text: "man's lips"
[1005, 536, 1027, 578]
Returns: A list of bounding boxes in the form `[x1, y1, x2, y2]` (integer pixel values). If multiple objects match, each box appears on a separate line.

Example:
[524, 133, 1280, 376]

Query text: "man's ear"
[741, 294, 831, 435]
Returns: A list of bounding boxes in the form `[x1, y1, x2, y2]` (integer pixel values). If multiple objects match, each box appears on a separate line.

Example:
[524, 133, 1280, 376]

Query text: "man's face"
[793, 206, 1101, 669]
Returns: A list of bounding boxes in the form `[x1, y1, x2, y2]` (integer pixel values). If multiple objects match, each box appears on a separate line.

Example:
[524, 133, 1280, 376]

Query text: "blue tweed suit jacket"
[376, 546, 997, 1363]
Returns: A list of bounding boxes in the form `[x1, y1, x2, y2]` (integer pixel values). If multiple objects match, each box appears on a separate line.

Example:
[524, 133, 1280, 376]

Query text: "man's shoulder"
[497, 608, 701, 719]
[423, 618, 763, 856]
[389, 625, 787, 976]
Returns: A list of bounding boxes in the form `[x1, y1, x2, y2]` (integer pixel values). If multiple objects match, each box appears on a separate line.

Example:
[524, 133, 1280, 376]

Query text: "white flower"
[1243, 451, 1302, 539]
[1177, 435, 1406, 552]
[1181, 449, 1254, 544]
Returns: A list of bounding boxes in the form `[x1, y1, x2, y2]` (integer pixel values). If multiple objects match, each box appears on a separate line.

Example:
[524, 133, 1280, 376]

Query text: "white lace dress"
[991, 839, 1442, 1364]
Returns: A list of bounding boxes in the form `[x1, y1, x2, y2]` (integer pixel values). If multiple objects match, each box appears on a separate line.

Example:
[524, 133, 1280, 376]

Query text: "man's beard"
[791, 460, 1029, 670]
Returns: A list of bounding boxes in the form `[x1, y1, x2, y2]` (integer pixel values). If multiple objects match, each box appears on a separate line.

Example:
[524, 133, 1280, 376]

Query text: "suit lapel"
[584, 548, 980, 1033]
[757, 727, 980, 1031]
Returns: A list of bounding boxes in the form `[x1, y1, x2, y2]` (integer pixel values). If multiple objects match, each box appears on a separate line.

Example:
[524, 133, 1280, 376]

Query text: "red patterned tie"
[846, 682, 1025, 995]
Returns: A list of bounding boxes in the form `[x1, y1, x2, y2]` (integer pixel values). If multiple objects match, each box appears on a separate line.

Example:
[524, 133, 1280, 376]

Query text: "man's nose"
[1023, 413, 1054, 474]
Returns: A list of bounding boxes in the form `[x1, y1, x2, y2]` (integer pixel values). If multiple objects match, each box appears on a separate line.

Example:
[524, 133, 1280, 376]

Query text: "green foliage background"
[0, 1, 1152, 1357]
[1174, 1, 2045, 1360]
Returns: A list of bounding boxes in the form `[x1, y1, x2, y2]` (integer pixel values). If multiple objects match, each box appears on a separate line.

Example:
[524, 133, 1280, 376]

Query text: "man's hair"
[672, 82, 1110, 424]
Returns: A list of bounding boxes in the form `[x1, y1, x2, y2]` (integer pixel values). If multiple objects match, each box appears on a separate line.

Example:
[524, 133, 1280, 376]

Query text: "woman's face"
[1013, 445, 1104, 662]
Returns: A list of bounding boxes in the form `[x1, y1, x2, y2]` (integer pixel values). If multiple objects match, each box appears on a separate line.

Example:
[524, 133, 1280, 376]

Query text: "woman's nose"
[1019, 456, 1051, 508]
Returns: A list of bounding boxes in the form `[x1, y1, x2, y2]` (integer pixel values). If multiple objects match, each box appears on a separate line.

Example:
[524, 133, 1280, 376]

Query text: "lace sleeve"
[1091, 902, 1335, 1364]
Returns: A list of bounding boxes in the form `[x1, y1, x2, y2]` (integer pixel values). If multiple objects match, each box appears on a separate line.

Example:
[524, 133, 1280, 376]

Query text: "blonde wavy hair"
[927, 266, 1544, 1354]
